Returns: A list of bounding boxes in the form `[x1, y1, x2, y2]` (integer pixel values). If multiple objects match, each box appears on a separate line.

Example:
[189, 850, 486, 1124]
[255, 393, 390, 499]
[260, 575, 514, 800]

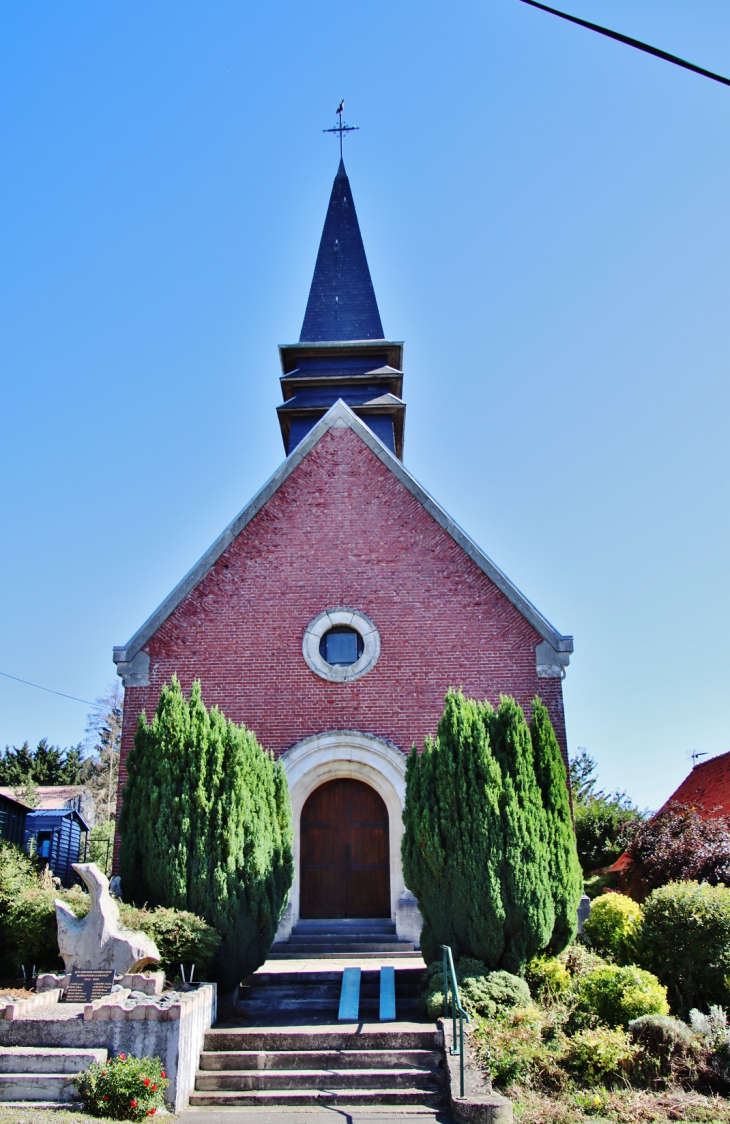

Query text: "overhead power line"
[517, 0, 730, 89]
[0, 669, 96, 707]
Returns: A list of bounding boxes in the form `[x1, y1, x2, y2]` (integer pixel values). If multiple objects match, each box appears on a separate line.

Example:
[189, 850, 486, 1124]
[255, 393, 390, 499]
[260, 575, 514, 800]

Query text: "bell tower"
[277, 160, 406, 458]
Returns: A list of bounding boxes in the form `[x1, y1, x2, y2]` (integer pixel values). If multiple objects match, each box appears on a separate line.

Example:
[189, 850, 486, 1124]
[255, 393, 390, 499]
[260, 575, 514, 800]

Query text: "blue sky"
[1, 1, 728, 810]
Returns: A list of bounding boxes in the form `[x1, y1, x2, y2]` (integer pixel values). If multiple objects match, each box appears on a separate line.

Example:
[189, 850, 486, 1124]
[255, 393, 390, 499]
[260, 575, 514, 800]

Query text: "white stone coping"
[0, 989, 63, 1022]
[83, 984, 214, 1023]
[302, 607, 381, 682]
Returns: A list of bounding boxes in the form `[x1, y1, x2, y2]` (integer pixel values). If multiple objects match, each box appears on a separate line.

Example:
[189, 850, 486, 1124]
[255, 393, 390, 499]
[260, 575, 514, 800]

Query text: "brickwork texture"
[113, 426, 568, 869]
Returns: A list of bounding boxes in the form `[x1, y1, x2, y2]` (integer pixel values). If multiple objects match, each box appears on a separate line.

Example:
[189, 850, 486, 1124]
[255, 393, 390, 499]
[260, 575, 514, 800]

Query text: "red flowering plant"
[73, 1052, 168, 1120]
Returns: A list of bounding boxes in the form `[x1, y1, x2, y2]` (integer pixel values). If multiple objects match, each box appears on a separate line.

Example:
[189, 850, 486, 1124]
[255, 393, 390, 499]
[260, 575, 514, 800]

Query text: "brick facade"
[113, 423, 568, 871]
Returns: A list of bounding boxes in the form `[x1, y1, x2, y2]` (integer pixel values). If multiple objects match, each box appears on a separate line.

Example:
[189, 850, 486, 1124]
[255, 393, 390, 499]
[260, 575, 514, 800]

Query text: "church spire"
[300, 160, 384, 342]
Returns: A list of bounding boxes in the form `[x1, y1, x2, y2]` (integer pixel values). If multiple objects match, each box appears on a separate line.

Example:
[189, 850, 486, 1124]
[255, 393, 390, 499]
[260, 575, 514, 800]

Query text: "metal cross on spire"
[323, 100, 359, 160]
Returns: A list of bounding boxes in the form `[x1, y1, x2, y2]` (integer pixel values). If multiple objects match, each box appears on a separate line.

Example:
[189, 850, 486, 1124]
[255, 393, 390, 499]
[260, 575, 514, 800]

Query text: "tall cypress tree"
[402, 690, 505, 967]
[530, 697, 583, 953]
[488, 696, 555, 971]
[119, 677, 293, 988]
[119, 679, 190, 908]
[403, 690, 560, 973]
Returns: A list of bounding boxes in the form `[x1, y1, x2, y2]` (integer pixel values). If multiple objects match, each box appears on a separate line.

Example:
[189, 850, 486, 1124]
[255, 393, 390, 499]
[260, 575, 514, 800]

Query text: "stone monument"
[55, 863, 160, 975]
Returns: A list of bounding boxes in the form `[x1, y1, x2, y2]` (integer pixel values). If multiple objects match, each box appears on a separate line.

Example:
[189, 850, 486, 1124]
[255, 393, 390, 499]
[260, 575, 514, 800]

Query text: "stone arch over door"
[278, 731, 409, 932]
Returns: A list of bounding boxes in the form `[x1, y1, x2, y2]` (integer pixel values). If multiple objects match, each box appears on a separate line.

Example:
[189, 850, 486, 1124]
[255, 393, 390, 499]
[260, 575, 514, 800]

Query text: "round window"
[319, 626, 365, 667]
[302, 609, 381, 683]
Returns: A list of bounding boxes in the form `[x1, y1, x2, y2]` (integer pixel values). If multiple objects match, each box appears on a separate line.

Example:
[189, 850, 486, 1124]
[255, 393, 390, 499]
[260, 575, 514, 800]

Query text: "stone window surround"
[302, 608, 380, 683]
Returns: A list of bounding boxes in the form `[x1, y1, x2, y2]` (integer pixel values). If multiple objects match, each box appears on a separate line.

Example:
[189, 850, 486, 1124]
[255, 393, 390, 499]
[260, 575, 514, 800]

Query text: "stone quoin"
[112, 157, 573, 939]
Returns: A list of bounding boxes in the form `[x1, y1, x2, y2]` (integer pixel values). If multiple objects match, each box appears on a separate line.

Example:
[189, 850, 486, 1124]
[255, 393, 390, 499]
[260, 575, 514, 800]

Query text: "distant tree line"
[0, 739, 84, 786]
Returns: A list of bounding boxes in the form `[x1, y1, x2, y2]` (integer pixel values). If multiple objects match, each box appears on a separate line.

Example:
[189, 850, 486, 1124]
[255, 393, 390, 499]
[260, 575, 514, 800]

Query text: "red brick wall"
[113, 426, 568, 869]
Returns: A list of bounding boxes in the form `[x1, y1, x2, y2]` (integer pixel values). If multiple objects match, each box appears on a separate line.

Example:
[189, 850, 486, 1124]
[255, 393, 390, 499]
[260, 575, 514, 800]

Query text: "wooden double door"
[300, 778, 391, 919]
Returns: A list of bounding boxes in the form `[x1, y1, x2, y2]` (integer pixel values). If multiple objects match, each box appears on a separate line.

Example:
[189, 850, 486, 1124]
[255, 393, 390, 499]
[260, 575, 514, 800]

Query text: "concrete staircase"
[190, 1026, 444, 1107]
[237, 964, 423, 1020]
[0, 1047, 107, 1103]
[270, 918, 418, 958]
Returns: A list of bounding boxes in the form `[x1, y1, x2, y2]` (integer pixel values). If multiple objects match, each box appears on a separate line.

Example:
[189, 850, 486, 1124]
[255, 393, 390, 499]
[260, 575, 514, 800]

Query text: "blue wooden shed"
[24, 808, 89, 887]
[0, 791, 28, 847]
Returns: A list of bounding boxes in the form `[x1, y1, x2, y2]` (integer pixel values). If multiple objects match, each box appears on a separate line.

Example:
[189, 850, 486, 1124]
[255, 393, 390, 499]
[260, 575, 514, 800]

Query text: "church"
[112, 157, 573, 945]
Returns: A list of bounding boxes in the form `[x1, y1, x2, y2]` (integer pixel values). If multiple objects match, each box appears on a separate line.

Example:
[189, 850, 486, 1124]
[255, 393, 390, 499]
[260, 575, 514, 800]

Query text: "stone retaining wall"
[0, 983, 216, 1112]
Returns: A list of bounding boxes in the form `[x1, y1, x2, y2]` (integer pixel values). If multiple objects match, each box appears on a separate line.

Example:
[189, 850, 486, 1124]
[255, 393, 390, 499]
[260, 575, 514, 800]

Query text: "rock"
[55, 863, 160, 975]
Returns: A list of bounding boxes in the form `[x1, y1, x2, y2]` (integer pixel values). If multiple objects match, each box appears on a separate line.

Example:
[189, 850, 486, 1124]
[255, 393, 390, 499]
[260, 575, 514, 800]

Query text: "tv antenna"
[691, 751, 709, 767]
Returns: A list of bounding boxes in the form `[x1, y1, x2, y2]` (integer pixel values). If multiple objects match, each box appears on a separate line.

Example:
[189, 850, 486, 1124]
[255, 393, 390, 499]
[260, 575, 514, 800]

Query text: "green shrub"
[458, 970, 531, 1019]
[628, 1015, 702, 1084]
[421, 959, 529, 1020]
[0, 843, 217, 983]
[582, 892, 642, 964]
[560, 1026, 637, 1085]
[638, 881, 730, 1015]
[574, 795, 644, 873]
[561, 943, 609, 980]
[525, 955, 571, 1002]
[73, 1052, 167, 1120]
[118, 904, 221, 980]
[474, 1005, 550, 1087]
[690, 1006, 730, 1091]
[570, 964, 669, 1029]
[0, 845, 90, 976]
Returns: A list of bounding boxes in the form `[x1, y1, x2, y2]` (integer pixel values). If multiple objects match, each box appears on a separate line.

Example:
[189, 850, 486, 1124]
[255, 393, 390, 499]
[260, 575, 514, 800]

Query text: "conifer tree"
[487, 696, 555, 971]
[530, 697, 583, 953]
[402, 690, 505, 967]
[403, 690, 560, 973]
[119, 677, 293, 988]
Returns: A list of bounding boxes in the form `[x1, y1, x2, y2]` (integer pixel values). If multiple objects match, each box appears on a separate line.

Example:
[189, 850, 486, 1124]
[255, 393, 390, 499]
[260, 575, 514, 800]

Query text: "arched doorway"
[300, 778, 391, 919]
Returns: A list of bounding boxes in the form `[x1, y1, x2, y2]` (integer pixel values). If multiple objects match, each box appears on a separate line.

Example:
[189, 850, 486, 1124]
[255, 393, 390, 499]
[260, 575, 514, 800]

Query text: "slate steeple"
[300, 160, 384, 342]
[278, 161, 406, 459]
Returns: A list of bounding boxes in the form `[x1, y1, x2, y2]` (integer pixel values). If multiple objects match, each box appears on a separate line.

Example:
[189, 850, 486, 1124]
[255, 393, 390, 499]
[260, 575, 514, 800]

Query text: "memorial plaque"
[65, 969, 116, 1003]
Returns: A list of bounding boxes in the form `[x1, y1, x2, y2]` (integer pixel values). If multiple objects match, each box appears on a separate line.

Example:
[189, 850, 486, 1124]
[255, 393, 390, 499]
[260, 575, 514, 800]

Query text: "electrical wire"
[517, 0, 730, 89]
[0, 669, 96, 707]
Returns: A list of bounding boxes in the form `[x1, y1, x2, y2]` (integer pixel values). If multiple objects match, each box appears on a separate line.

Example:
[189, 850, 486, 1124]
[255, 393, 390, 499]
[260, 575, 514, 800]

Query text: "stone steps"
[195, 1067, 437, 1090]
[236, 966, 423, 1018]
[200, 1048, 439, 1070]
[0, 1047, 107, 1104]
[192, 1027, 444, 1108]
[188, 1087, 439, 1106]
[270, 918, 416, 958]
[207, 1029, 439, 1051]
[267, 949, 422, 959]
[0, 1074, 82, 1102]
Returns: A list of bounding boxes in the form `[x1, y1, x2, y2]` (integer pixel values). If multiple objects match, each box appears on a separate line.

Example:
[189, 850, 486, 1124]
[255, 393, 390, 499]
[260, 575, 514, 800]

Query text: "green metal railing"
[441, 944, 469, 1097]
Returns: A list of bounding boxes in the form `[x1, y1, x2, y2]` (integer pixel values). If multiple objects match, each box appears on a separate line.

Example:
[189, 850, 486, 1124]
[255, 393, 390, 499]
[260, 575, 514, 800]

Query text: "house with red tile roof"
[609, 750, 730, 876]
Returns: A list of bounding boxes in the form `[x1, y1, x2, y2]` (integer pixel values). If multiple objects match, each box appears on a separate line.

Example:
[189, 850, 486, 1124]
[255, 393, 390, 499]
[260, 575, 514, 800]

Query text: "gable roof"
[661, 751, 730, 818]
[114, 400, 573, 667]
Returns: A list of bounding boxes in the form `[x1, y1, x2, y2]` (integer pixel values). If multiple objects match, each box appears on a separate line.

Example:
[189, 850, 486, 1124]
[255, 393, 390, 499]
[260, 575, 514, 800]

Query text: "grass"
[0, 1111, 115, 1124]
[510, 1085, 730, 1123]
[0, 1110, 172, 1123]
